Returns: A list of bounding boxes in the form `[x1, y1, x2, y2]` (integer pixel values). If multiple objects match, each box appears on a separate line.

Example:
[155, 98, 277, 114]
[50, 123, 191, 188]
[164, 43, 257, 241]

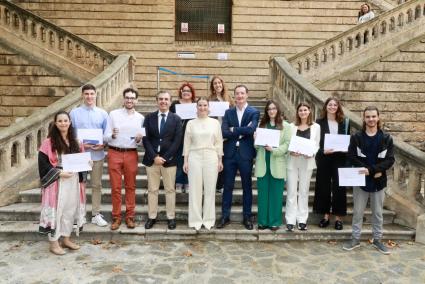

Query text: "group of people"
[38, 77, 394, 256]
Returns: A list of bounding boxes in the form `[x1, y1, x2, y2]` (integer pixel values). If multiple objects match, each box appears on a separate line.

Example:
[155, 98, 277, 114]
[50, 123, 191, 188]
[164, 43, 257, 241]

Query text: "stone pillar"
[415, 214, 425, 244]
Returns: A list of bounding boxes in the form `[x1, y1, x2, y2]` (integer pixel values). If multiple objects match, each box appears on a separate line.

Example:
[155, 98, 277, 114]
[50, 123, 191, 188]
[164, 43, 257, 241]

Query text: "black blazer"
[315, 117, 350, 158]
[142, 111, 182, 167]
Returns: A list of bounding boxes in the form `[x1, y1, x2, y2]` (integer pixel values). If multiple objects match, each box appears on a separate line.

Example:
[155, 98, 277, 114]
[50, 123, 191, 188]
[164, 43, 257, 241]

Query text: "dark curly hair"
[48, 111, 80, 154]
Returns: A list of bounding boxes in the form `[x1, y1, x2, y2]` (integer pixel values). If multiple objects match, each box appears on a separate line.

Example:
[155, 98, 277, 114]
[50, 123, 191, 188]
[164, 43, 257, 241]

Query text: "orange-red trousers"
[108, 148, 138, 220]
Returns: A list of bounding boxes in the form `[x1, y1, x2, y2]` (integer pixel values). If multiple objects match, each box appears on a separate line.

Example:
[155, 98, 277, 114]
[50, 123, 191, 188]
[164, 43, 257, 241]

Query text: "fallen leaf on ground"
[183, 250, 193, 257]
[407, 241, 415, 245]
[91, 239, 103, 245]
[327, 240, 337, 245]
[387, 240, 398, 248]
[112, 266, 123, 273]
[368, 239, 373, 244]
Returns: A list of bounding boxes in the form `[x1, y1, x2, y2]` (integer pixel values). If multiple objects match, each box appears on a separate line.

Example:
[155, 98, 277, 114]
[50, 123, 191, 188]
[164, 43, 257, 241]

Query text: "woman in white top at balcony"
[358, 3, 375, 24]
[183, 97, 223, 231]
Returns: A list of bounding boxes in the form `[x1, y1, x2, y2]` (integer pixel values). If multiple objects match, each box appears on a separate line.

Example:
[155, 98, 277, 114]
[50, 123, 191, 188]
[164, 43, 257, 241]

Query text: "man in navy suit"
[142, 90, 182, 230]
[217, 85, 260, 230]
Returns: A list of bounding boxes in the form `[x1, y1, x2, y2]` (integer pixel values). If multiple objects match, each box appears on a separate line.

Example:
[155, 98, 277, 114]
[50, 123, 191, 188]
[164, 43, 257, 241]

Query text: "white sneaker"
[91, 214, 108, 227]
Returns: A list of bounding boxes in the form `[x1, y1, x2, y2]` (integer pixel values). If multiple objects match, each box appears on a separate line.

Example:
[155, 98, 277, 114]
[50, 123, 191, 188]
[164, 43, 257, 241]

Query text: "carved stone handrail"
[0, 1, 114, 80]
[289, 0, 425, 81]
[0, 53, 135, 206]
[269, 56, 425, 229]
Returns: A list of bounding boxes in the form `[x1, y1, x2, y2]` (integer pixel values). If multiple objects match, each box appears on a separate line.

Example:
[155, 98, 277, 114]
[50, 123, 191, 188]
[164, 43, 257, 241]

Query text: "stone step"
[98, 174, 265, 189]
[0, 221, 414, 242]
[20, 188, 354, 206]
[0, 203, 396, 225]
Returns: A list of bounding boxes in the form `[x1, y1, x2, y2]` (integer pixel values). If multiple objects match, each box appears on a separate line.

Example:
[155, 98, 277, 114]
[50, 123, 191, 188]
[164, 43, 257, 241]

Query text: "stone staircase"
[0, 98, 415, 241]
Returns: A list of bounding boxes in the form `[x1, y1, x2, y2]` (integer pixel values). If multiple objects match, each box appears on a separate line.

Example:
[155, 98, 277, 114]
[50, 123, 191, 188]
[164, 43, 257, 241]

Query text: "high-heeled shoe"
[318, 218, 330, 228]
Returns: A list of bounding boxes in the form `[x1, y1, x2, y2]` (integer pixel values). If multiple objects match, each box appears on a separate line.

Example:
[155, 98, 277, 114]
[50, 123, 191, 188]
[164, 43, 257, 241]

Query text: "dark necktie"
[160, 113, 166, 134]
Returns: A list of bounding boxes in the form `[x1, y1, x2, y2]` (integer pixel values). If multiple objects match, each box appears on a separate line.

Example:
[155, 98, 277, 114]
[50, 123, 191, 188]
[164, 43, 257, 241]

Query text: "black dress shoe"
[319, 218, 330, 228]
[335, 220, 343, 230]
[258, 224, 268, 230]
[216, 217, 230, 229]
[144, 218, 156, 229]
[270, 226, 279, 231]
[167, 219, 176, 230]
[243, 218, 253, 230]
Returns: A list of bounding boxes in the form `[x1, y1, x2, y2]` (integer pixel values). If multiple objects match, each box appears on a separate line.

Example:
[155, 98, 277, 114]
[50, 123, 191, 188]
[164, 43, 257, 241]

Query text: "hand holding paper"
[324, 134, 350, 152]
[254, 128, 280, 148]
[62, 152, 92, 172]
[288, 136, 317, 157]
[77, 129, 104, 145]
[338, 168, 366, 186]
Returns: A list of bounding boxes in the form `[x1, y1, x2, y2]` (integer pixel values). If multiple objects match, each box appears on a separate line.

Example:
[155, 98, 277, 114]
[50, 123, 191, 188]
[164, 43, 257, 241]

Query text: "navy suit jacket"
[222, 105, 260, 160]
[142, 111, 182, 167]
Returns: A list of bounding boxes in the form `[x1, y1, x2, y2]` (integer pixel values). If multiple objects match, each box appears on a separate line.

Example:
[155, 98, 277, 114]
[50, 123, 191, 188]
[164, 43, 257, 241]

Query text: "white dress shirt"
[105, 108, 144, 149]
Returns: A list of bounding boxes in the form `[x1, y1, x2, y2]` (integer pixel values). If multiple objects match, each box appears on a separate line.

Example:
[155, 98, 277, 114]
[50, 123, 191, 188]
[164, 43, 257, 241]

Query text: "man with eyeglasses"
[104, 87, 144, 230]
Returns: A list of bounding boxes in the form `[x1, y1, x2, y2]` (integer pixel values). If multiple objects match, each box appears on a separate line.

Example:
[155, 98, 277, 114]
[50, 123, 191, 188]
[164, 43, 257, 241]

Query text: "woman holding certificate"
[38, 111, 87, 255]
[183, 97, 223, 230]
[170, 82, 197, 193]
[255, 100, 291, 230]
[208, 76, 234, 193]
[313, 97, 350, 230]
[286, 102, 320, 231]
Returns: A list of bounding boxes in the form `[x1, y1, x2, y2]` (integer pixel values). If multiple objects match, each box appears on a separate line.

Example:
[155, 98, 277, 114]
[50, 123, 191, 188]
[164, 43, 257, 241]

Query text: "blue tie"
[160, 113, 166, 134]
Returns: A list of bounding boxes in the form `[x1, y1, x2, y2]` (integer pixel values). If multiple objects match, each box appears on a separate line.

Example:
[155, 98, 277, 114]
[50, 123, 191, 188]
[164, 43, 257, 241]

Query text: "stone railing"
[0, 54, 135, 206]
[269, 56, 425, 230]
[289, 0, 425, 80]
[0, 1, 114, 80]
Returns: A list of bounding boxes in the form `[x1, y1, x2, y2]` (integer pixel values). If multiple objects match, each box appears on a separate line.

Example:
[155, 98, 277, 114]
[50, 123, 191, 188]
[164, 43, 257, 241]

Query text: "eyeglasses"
[124, 97, 136, 100]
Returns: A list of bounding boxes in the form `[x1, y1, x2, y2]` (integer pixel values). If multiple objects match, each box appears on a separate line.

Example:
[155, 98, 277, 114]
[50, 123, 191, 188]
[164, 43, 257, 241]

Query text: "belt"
[109, 146, 137, 152]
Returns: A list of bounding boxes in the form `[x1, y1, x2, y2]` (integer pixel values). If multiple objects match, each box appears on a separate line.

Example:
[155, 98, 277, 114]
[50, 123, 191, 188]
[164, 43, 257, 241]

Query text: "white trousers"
[49, 173, 79, 241]
[188, 149, 218, 230]
[285, 156, 313, 225]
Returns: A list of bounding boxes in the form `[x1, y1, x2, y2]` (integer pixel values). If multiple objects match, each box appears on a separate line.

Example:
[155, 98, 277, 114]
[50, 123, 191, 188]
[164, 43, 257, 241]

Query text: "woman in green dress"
[255, 100, 291, 230]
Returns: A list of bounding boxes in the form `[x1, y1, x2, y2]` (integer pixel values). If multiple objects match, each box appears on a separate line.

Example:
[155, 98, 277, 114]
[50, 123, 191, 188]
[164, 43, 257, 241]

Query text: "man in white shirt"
[104, 88, 144, 230]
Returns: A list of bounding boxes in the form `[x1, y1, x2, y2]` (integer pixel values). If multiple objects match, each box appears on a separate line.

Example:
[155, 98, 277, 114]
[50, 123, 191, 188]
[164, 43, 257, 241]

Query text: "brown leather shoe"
[126, 218, 136, 229]
[111, 218, 121, 230]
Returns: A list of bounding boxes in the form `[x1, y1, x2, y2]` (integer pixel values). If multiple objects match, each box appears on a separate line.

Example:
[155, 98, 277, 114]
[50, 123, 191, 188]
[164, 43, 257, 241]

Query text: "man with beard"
[343, 106, 395, 254]
[105, 87, 144, 230]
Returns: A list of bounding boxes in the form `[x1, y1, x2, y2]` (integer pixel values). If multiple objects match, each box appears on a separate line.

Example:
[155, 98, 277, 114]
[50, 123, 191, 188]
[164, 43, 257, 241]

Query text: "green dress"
[257, 123, 285, 227]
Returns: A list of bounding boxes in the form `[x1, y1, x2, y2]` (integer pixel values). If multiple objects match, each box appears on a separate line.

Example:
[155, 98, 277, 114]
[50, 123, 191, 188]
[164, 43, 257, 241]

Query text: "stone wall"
[15, 0, 377, 98]
[319, 35, 425, 150]
[0, 44, 79, 128]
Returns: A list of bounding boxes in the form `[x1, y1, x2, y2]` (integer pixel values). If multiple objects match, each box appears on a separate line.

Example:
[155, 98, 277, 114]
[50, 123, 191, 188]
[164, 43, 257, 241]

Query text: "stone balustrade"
[0, 54, 135, 206]
[0, 1, 114, 73]
[289, 0, 425, 77]
[269, 56, 425, 229]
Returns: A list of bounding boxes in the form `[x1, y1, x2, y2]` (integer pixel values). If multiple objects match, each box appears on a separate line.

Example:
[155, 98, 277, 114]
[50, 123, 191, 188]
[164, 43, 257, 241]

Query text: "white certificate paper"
[77, 128, 103, 145]
[175, 103, 197, 119]
[209, 101, 229, 117]
[119, 127, 144, 139]
[62, 152, 92, 172]
[288, 136, 317, 157]
[338, 168, 366, 187]
[324, 134, 351, 152]
[255, 128, 280, 148]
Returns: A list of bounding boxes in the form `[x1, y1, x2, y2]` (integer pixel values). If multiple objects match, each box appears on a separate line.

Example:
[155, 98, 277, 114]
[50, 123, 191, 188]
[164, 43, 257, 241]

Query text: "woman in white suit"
[183, 97, 223, 230]
[285, 102, 320, 231]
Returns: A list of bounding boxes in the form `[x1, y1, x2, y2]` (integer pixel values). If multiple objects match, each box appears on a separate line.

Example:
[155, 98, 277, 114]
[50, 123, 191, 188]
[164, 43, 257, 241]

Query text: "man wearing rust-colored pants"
[105, 87, 144, 230]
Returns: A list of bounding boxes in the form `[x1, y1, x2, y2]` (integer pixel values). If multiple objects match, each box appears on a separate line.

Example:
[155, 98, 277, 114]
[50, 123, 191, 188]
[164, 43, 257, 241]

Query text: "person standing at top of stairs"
[358, 3, 375, 24]
[104, 87, 144, 230]
[70, 84, 109, 227]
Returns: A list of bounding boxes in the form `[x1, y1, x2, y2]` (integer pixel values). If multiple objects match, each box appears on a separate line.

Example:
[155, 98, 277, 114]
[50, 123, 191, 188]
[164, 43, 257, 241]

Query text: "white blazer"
[287, 122, 321, 170]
